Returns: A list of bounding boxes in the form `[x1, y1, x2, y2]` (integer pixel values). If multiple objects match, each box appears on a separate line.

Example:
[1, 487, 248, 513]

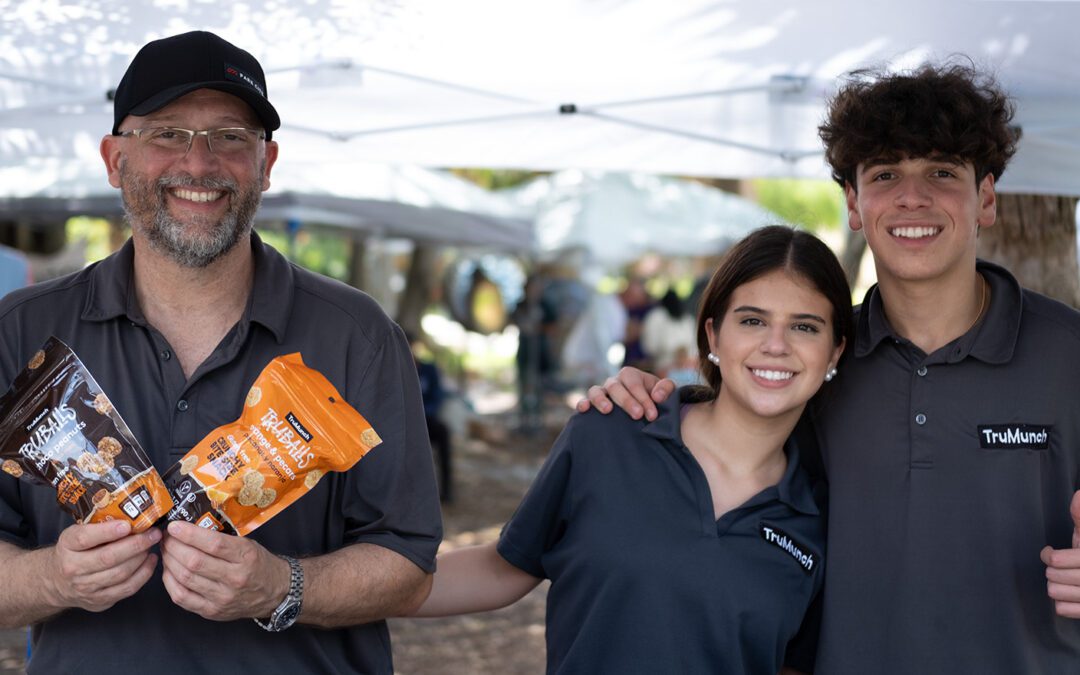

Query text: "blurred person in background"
[640, 288, 696, 378]
[0, 245, 31, 300]
[407, 332, 453, 504]
[511, 274, 558, 434]
[618, 276, 654, 370]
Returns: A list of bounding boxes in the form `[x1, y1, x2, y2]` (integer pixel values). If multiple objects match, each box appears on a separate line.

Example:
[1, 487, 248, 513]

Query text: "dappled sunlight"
[4, 2, 1074, 187]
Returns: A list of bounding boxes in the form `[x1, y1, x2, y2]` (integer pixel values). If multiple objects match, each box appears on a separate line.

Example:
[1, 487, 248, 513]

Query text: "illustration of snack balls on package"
[163, 352, 381, 536]
[0, 337, 174, 532]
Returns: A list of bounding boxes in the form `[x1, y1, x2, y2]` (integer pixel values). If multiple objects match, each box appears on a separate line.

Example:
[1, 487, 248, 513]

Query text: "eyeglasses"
[118, 127, 266, 159]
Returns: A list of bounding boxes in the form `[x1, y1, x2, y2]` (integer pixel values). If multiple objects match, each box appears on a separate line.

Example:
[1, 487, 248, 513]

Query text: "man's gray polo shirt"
[0, 232, 442, 674]
[498, 392, 826, 673]
[811, 260, 1080, 673]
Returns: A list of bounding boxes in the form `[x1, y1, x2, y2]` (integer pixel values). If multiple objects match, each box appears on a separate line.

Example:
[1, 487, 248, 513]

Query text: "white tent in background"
[265, 162, 528, 249]
[0, 159, 532, 251]
[505, 171, 784, 267]
[3, 1, 1080, 195]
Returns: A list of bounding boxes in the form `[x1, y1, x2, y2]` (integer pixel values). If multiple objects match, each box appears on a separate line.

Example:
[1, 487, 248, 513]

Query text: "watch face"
[277, 603, 301, 627]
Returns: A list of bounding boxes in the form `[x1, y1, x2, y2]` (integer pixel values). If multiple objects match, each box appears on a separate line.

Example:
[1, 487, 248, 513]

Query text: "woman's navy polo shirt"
[497, 393, 826, 674]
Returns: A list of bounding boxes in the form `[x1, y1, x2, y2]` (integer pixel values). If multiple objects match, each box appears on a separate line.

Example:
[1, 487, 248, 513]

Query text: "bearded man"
[0, 31, 442, 674]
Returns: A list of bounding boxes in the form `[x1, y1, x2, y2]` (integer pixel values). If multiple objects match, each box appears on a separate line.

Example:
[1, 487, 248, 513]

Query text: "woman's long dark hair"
[689, 225, 854, 400]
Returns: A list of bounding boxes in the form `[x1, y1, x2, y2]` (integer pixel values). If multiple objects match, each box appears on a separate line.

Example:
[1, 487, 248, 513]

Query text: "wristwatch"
[254, 555, 304, 632]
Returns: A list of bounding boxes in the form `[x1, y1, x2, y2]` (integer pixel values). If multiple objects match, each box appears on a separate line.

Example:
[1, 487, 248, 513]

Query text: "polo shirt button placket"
[915, 413, 927, 425]
[176, 399, 189, 412]
[917, 366, 928, 377]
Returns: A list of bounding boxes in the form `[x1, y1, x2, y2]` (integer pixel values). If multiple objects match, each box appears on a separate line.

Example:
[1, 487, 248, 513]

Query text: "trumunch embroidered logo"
[760, 524, 816, 575]
[977, 424, 1051, 450]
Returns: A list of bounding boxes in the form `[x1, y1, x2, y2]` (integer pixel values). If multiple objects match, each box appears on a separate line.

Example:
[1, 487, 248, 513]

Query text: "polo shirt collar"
[81, 230, 294, 343]
[968, 260, 1022, 363]
[643, 389, 820, 516]
[853, 259, 1021, 364]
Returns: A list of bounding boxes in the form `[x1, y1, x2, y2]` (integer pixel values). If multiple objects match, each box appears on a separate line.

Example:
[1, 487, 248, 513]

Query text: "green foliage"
[750, 178, 845, 232]
[258, 228, 351, 281]
[450, 168, 541, 190]
[66, 217, 124, 263]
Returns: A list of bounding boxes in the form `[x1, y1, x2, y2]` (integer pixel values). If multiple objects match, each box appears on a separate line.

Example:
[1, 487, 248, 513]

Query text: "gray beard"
[120, 167, 263, 268]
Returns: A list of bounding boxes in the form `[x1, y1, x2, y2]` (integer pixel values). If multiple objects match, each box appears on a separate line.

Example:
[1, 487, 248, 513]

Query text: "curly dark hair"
[819, 61, 1019, 189]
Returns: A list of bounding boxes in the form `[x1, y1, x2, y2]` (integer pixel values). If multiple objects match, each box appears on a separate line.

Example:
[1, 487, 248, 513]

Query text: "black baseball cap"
[112, 31, 280, 140]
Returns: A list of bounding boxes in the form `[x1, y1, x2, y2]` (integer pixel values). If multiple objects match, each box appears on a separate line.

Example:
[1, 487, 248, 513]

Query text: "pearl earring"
[707, 352, 721, 366]
[824, 367, 838, 383]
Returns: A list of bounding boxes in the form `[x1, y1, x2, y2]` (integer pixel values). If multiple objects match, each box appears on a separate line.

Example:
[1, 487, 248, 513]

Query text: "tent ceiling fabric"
[3, 1, 1080, 195]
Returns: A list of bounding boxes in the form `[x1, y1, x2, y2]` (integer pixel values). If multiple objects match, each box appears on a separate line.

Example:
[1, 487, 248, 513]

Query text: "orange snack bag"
[163, 352, 381, 536]
[0, 337, 174, 532]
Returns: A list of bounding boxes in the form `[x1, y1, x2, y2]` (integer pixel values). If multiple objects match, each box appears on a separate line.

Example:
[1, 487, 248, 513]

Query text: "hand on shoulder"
[575, 367, 674, 421]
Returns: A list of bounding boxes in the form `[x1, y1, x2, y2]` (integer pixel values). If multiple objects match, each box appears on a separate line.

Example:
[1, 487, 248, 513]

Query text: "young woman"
[410, 226, 853, 674]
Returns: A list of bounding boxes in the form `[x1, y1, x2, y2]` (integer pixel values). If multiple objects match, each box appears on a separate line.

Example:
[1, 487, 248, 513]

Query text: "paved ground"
[0, 405, 567, 674]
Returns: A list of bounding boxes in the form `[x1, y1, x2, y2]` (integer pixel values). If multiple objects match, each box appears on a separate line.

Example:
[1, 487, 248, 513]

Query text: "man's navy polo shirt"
[497, 392, 826, 674]
[811, 260, 1080, 673]
[0, 232, 442, 674]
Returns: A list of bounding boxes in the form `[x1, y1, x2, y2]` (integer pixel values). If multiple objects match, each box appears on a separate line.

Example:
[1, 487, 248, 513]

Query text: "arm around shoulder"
[576, 367, 674, 421]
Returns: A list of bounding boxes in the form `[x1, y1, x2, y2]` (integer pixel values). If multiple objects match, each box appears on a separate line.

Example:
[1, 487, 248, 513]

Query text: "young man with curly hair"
[586, 63, 1080, 673]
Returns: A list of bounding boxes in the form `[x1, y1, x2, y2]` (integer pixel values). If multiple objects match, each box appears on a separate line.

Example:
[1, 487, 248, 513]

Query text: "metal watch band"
[253, 555, 304, 632]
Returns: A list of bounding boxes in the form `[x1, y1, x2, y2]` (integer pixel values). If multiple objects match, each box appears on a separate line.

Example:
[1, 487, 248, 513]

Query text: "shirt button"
[160, 350, 172, 361]
[915, 413, 927, 425]
[176, 400, 189, 412]
[917, 366, 928, 376]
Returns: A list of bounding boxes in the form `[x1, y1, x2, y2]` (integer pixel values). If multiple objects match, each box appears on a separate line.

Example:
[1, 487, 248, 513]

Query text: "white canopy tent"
[505, 170, 783, 267]
[3, 0, 1080, 195]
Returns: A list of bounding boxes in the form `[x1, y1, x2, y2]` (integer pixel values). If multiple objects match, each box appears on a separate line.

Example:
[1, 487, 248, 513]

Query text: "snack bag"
[0, 337, 174, 532]
[163, 352, 381, 536]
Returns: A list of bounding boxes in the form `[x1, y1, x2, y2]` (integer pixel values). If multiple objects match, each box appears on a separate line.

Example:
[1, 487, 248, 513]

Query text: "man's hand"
[574, 367, 674, 421]
[46, 521, 160, 613]
[161, 521, 290, 622]
[1041, 489, 1080, 618]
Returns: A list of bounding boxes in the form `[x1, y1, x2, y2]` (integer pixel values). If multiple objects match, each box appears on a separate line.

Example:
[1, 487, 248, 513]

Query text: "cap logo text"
[224, 62, 265, 97]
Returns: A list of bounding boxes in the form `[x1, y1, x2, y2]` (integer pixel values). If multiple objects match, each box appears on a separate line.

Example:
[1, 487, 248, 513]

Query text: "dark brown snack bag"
[0, 337, 173, 532]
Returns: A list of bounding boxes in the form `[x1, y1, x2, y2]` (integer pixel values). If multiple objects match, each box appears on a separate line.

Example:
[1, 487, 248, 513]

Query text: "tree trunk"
[977, 193, 1080, 307]
[396, 243, 439, 336]
[348, 237, 367, 290]
[840, 227, 867, 288]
